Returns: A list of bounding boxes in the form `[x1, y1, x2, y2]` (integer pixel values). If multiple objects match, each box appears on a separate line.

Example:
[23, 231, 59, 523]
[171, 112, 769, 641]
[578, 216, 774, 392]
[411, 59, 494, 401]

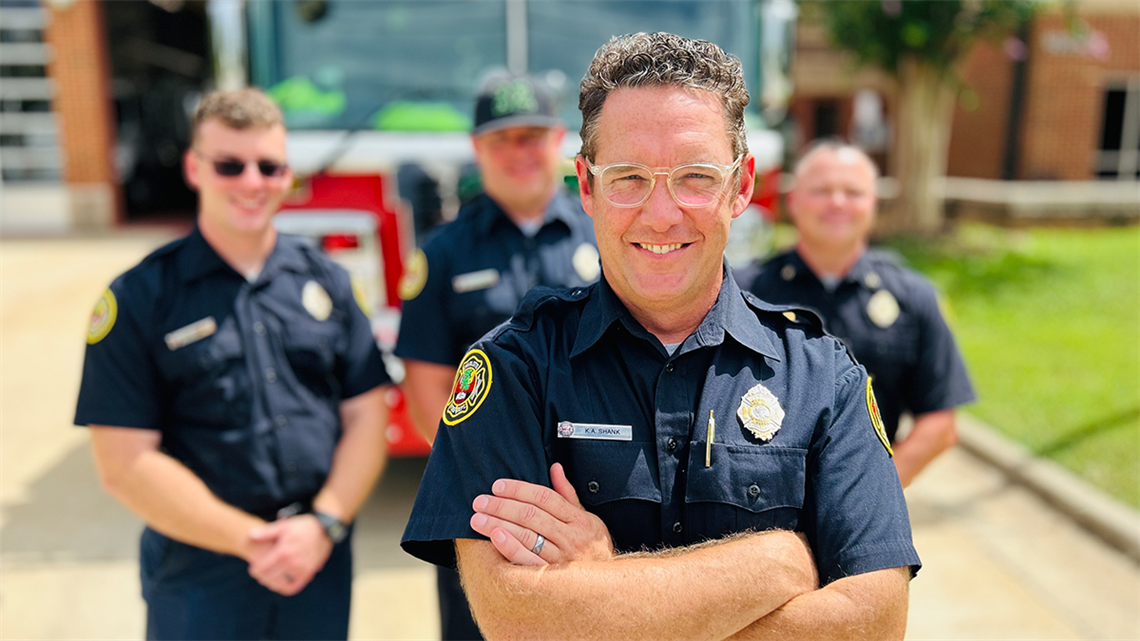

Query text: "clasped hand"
[246, 514, 333, 596]
[471, 463, 614, 566]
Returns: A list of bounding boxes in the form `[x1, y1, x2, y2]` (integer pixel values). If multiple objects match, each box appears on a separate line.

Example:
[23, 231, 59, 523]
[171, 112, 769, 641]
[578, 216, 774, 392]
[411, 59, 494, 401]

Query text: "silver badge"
[302, 280, 333, 321]
[737, 383, 785, 442]
[781, 264, 796, 281]
[573, 243, 601, 282]
[867, 289, 900, 328]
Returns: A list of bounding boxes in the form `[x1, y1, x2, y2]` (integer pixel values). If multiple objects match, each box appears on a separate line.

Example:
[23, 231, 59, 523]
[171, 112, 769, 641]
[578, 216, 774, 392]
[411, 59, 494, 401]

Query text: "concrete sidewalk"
[2, 232, 1137, 640]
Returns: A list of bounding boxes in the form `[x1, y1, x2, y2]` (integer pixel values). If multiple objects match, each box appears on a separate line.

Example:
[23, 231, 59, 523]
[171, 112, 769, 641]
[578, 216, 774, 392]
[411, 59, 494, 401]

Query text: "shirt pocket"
[160, 322, 250, 427]
[685, 444, 807, 539]
[559, 439, 662, 552]
[283, 316, 342, 394]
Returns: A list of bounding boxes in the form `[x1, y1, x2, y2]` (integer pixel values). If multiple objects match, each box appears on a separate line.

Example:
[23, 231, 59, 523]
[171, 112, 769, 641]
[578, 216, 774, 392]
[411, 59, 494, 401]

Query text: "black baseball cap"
[473, 75, 560, 135]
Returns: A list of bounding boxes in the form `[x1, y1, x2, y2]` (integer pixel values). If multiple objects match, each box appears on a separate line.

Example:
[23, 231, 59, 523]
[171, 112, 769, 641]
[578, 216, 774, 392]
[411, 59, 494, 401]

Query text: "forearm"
[93, 440, 264, 559]
[726, 567, 910, 641]
[402, 360, 457, 444]
[893, 410, 957, 487]
[457, 530, 816, 641]
[313, 387, 388, 521]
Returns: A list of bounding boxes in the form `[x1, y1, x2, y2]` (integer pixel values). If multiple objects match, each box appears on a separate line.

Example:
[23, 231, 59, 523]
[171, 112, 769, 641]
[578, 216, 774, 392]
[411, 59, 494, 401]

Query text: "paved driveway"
[1, 232, 1136, 640]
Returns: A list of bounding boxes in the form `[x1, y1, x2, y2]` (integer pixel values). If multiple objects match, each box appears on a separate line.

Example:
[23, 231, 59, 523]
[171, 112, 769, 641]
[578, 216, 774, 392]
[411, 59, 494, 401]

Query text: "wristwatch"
[313, 511, 348, 544]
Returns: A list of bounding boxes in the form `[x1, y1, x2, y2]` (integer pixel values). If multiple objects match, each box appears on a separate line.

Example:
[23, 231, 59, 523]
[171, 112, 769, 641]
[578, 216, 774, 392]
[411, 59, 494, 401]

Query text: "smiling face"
[472, 125, 565, 219]
[184, 119, 292, 240]
[789, 147, 878, 256]
[575, 85, 754, 319]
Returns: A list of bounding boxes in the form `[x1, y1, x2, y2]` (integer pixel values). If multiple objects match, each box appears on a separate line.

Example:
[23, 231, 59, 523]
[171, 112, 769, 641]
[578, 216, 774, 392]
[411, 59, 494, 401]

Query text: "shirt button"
[265, 368, 277, 383]
[748, 484, 761, 498]
[253, 322, 266, 336]
[664, 363, 675, 373]
[666, 437, 677, 453]
[672, 521, 683, 534]
[587, 480, 600, 494]
[275, 415, 288, 427]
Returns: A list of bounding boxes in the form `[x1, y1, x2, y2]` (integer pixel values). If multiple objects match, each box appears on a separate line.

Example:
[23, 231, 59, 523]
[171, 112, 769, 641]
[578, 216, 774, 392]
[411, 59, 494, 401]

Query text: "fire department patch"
[86, 288, 118, 345]
[866, 378, 893, 456]
[443, 349, 493, 426]
[398, 249, 428, 301]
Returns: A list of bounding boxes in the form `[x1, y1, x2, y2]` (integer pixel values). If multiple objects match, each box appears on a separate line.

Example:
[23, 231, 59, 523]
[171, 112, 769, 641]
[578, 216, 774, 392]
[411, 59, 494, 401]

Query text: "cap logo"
[492, 80, 538, 117]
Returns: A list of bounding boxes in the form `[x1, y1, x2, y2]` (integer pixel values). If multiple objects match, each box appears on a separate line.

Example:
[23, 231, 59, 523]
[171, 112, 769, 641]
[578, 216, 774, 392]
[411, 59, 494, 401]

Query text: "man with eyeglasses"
[395, 73, 597, 640]
[401, 33, 919, 639]
[75, 88, 390, 640]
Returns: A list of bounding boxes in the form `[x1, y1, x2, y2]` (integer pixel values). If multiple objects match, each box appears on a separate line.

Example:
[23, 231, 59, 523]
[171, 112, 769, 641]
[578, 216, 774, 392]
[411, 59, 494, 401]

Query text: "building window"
[1095, 79, 1140, 180]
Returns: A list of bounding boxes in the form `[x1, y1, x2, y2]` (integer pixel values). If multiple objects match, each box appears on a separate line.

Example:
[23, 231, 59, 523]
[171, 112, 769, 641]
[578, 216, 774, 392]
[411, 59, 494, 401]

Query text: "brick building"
[789, 0, 1140, 184]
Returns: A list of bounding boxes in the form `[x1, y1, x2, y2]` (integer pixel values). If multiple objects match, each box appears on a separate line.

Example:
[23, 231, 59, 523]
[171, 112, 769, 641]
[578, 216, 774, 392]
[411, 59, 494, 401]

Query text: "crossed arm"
[456, 464, 909, 641]
[89, 385, 387, 595]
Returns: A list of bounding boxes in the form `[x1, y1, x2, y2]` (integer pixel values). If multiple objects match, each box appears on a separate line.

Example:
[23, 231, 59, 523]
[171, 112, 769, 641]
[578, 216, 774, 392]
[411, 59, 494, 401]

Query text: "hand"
[247, 514, 334, 596]
[471, 463, 614, 567]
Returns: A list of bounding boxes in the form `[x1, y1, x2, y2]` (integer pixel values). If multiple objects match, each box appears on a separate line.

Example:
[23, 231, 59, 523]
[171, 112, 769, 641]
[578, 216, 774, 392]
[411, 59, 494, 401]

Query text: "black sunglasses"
[194, 150, 288, 178]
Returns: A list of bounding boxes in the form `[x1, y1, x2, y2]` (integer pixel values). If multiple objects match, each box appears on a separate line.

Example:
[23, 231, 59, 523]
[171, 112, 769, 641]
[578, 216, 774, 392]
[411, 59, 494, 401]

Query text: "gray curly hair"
[578, 32, 750, 163]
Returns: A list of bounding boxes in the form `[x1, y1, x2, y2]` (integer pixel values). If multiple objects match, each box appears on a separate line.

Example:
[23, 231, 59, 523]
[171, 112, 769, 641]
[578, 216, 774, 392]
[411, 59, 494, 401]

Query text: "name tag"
[556, 421, 632, 441]
[164, 316, 217, 350]
[452, 269, 500, 293]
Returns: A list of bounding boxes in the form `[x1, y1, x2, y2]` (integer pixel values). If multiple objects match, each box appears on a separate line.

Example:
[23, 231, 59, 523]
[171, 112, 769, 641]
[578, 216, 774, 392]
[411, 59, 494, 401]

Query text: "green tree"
[809, 0, 1039, 233]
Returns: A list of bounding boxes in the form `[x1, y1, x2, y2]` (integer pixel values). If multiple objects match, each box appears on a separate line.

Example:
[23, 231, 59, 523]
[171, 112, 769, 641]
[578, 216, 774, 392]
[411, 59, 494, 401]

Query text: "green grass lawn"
[881, 224, 1140, 507]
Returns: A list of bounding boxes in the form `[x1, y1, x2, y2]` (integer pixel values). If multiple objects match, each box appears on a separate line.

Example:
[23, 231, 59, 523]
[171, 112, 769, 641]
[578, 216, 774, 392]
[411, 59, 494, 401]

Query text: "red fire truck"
[245, 0, 797, 457]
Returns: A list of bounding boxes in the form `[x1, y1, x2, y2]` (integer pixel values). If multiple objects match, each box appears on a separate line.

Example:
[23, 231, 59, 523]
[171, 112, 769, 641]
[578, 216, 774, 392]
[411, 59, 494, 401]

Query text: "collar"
[789, 248, 874, 287]
[571, 262, 780, 361]
[178, 227, 232, 284]
[476, 190, 575, 236]
[178, 227, 308, 285]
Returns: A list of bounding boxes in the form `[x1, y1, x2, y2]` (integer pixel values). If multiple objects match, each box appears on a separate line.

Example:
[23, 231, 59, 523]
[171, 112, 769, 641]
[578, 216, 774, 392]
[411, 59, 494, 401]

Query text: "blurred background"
[1, 0, 1137, 638]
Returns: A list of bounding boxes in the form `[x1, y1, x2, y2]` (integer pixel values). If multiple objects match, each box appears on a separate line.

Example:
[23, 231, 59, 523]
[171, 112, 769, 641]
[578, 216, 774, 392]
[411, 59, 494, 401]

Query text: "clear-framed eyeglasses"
[586, 155, 744, 208]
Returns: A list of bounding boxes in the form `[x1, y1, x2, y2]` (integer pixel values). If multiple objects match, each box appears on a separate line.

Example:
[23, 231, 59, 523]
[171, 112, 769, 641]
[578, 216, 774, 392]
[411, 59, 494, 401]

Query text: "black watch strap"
[314, 511, 348, 544]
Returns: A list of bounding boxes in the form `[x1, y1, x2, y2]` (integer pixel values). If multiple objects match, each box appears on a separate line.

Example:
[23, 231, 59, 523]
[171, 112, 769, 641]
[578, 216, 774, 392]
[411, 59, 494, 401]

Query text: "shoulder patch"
[443, 349, 493, 426]
[87, 288, 118, 344]
[866, 378, 893, 456]
[398, 248, 428, 301]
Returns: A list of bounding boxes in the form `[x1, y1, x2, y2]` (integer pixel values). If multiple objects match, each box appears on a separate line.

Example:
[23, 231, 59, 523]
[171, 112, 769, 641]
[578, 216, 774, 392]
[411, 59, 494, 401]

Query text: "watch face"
[316, 512, 348, 544]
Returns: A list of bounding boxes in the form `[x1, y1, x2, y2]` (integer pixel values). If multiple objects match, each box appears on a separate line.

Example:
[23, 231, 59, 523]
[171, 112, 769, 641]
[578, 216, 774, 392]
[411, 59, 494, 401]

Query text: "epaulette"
[865, 246, 908, 270]
[740, 290, 825, 333]
[488, 283, 594, 340]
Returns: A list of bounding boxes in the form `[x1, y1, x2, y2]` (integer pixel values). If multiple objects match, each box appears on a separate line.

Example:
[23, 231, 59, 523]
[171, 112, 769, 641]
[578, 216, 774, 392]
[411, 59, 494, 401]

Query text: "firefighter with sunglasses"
[75, 88, 391, 640]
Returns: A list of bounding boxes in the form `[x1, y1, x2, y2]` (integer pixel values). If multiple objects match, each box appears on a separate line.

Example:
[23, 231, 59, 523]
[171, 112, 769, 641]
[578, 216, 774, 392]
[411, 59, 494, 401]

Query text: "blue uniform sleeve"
[395, 241, 464, 366]
[908, 283, 976, 415]
[401, 337, 550, 568]
[807, 340, 921, 585]
[328, 265, 391, 398]
[74, 279, 162, 430]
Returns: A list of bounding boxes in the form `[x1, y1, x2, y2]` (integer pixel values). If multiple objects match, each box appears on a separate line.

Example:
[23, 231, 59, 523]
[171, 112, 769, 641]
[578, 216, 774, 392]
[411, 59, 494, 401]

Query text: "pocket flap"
[685, 445, 806, 513]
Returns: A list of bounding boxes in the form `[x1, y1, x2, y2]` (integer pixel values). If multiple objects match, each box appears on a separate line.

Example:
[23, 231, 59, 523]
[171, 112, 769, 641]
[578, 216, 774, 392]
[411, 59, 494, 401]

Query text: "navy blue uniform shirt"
[395, 190, 598, 367]
[739, 249, 976, 442]
[75, 228, 391, 519]
[401, 270, 920, 586]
